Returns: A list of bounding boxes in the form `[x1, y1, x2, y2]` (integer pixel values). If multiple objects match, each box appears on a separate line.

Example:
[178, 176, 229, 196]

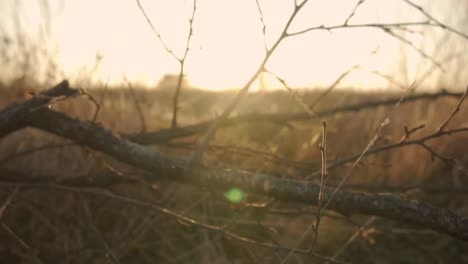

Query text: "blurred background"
[0, 0, 467, 91]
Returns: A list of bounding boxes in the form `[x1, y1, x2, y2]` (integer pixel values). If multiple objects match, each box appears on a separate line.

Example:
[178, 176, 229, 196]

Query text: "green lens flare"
[225, 188, 244, 203]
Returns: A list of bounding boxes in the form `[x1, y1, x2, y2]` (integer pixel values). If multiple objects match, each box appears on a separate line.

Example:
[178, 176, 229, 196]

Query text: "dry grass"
[0, 80, 467, 263]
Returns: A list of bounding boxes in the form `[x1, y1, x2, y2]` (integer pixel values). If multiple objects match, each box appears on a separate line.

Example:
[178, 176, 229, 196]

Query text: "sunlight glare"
[9, 0, 464, 90]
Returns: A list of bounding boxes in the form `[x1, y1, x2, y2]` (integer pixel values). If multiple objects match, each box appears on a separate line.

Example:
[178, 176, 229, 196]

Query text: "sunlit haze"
[1, 0, 467, 90]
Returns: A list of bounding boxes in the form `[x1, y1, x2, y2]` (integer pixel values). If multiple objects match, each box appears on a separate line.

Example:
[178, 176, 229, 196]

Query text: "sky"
[1, 0, 467, 91]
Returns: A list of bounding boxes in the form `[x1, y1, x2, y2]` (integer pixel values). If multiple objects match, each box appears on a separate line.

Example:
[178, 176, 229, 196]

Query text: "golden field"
[0, 78, 467, 263]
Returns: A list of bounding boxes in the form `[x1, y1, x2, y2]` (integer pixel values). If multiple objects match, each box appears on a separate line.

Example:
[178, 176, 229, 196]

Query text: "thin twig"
[1, 222, 44, 264]
[343, 0, 366, 25]
[267, 70, 315, 116]
[289, 21, 445, 37]
[316, 121, 328, 226]
[337, 182, 468, 194]
[402, 0, 468, 40]
[280, 121, 327, 263]
[332, 216, 377, 259]
[91, 76, 109, 122]
[399, 123, 426, 143]
[122, 75, 147, 132]
[318, 126, 468, 175]
[320, 84, 410, 216]
[80, 196, 121, 264]
[367, 69, 407, 90]
[188, 0, 310, 166]
[0, 186, 19, 219]
[381, 27, 444, 71]
[255, 0, 268, 51]
[136, 0, 197, 128]
[309, 65, 359, 110]
[135, 0, 179, 59]
[171, 0, 197, 128]
[438, 85, 468, 132]
[419, 143, 457, 165]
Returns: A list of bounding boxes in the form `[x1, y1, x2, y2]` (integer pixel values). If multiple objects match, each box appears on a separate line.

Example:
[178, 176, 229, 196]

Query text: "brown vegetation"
[0, 79, 467, 263]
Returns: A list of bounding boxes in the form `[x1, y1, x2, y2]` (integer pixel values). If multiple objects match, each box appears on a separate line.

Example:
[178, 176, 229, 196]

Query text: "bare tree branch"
[255, 0, 268, 51]
[188, 0, 310, 166]
[123, 75, 147, 132]
[0, 186, 19, 219]
[314, 126, 468, 175]
[0, 80, 77, 138]
[1, 85, 466, 241]
[135, 0, 178, 58]
[381, 27, 445, 71]
[135, 0, 197, 128]
[402, 0, 468, 40]
[344, 0, 366, 25]
[170, 0, 197, 128]
[438, 86, 468, 132]
[124, 90, 463, 145]
[288, 21, 461, 38]
[1, 222, 44, 264]
[80, 196, 121, 264]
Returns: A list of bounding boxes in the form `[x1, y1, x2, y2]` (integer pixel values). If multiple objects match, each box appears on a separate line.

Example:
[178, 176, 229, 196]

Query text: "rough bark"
[0, 80, 77, 138]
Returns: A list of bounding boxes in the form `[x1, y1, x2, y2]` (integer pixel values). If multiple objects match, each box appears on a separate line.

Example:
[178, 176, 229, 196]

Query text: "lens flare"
[225, 188, 244, 203]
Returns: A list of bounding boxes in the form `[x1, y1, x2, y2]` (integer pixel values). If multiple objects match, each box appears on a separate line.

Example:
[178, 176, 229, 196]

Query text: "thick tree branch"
[125, 90, 462, 145]
[0, 80, 77, 138]
[5, 106, 466, 241]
